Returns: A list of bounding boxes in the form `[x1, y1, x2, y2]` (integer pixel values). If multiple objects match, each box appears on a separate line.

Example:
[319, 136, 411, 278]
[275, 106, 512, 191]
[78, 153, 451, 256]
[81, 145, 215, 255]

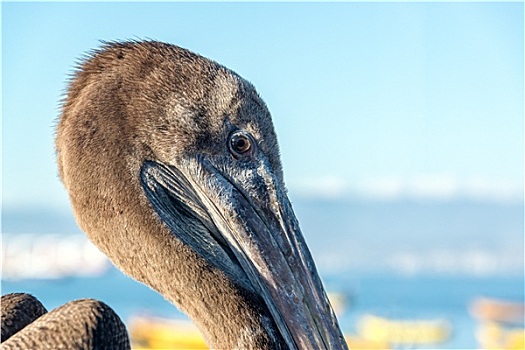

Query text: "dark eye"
[229, 131, 253, 158]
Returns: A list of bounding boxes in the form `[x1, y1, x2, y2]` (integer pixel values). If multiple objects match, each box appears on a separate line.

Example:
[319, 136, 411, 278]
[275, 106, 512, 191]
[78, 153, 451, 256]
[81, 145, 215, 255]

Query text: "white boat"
[2, 233, 110, 280]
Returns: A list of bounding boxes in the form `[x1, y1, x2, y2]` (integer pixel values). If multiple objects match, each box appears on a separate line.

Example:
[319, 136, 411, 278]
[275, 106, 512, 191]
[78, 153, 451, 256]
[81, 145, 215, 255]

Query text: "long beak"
[140, 159, 348, 350]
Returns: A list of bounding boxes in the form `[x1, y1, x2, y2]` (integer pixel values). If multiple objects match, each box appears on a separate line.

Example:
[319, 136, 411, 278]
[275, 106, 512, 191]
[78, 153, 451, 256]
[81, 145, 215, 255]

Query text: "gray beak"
[141, 158, 348, 350]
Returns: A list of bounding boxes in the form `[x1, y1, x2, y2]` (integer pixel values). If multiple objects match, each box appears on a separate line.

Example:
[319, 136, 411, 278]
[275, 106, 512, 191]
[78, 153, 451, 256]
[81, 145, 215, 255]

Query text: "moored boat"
[357, 314, 452, 345]
[128, 314, 390, 349]
[469, 297, 525, 350]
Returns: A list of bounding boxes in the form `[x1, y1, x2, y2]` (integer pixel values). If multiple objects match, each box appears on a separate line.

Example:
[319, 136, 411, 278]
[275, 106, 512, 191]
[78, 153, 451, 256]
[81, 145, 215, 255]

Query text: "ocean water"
[2, 270, 523, 349]
[2, 198, 524, 349]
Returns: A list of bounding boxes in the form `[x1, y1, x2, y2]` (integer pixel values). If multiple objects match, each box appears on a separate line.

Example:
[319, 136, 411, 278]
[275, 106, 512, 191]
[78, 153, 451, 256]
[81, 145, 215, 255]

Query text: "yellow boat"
[129, 316, 207, 350]
[129, 315, 390, 350]
[357, 314, 451, 345]
[475, 321, 525, 350]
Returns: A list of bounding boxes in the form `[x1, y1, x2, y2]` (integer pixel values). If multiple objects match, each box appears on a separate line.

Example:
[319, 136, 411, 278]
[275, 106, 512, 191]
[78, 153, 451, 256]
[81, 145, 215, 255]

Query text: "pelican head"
[56, 40, 347, 350]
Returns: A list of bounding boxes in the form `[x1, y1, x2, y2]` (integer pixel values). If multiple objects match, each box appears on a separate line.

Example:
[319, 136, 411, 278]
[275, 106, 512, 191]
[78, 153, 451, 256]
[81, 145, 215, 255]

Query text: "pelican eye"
[229, 131, 254, 159]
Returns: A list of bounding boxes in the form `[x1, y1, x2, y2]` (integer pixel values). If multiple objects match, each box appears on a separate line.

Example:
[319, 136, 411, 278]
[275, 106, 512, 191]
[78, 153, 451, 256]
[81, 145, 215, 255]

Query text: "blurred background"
[2, 2, 523, 349]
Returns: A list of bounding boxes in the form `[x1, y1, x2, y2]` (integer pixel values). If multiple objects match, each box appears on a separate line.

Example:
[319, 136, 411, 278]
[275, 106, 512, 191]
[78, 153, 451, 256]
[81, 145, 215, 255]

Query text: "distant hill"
[291, 197, 524, 276]
[291, 197, 523, 250]
[2, 206, 83, 235]
[2, 197, 523, 276]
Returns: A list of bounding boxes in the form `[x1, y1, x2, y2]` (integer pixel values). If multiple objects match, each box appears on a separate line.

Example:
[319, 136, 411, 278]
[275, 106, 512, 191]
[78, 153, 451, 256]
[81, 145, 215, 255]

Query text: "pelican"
[1, 40, 347, 349]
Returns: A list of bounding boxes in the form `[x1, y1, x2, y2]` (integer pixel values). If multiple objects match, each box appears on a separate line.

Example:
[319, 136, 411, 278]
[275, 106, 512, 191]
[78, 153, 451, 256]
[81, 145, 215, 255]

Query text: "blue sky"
[2, 2, 523, 209]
